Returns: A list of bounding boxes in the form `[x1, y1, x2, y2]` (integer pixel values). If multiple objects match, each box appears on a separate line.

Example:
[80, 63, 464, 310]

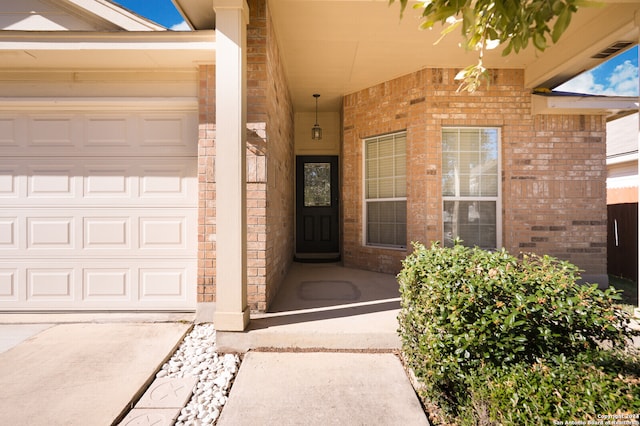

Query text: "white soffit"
[0, 31, 216, 69]
[172, 0, 640, 112]
[531, 94, 639, 118]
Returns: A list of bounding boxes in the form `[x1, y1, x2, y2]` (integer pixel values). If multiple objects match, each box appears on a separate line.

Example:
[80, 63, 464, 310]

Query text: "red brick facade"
[199, 19, 608, 312]
[246, 0, 295, 311]
[197, 0, 294, 311]
[197, 65, 216, 303]
[342, 68, 607, 279]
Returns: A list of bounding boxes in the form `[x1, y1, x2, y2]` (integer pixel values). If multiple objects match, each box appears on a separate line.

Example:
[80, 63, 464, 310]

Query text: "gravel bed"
[155, 323, 240, 425]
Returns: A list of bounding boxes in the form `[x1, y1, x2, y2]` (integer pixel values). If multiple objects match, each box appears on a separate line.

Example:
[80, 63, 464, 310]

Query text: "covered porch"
[176, 0, 640, 331]
[216, 262, 402, 351]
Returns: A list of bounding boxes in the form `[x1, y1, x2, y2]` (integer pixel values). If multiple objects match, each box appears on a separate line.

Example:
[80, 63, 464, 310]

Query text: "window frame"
[441, 127, 502, 250]
[362, 131, 408, 250]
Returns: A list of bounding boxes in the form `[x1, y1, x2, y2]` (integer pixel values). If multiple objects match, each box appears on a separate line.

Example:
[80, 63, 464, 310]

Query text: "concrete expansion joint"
[250, 347, 400, 354]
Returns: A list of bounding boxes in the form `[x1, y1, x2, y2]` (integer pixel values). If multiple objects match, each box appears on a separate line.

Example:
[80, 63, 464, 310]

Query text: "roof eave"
[532, 93, 640, 119]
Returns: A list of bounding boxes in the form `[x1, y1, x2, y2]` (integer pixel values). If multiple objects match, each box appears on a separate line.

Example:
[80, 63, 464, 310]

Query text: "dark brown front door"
[295, 156, 339, 260]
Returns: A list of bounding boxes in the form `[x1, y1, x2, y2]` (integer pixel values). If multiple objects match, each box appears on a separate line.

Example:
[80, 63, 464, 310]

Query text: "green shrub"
[398, 241, 639, 418]
[457, 350, 640, 425]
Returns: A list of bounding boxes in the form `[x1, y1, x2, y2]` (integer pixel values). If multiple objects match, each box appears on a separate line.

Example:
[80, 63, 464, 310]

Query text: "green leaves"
[398, 242, 639, 423]
[459, 351, 640, 425]
[552, 5, 573, 42]
[389, 0, 597, 91]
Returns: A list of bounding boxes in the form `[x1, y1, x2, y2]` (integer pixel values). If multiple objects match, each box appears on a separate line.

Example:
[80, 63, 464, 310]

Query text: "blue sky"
[556, 46, 639, 96]
[115, 1, 638, 96]
[113, 0, 188, 30]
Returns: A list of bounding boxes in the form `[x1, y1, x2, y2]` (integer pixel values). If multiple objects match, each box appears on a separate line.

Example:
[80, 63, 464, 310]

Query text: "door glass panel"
[304, 162, 331, 207]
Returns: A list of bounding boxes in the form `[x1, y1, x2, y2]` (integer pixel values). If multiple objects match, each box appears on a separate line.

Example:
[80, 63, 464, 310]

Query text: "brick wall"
[508, 114, 607, 276]
[246, 0, 269, 311]
[197, 0, 294, 311]
[197, 65, 216, 303]
[245, 0, 295, 311]
[263, 1, 295, 309]
[342, 68, 607, 278]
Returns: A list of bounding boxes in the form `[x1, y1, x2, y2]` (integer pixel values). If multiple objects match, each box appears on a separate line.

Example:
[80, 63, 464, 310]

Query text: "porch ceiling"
[176, 0, 640, 113]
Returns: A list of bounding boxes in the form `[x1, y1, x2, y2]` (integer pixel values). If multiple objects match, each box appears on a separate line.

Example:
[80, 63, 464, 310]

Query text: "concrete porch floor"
[217, 262, 403, 352]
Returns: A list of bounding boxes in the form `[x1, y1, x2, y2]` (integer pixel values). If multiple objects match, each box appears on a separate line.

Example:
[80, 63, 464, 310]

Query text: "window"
[364, 132, 407, 248]
[442, 128, 501, 249]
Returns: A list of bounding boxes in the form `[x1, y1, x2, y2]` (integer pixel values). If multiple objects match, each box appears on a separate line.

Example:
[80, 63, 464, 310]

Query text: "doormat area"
[298, 280, 361, 301]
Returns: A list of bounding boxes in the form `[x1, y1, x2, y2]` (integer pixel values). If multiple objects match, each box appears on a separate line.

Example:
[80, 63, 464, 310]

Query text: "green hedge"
[398, 241, 640, 424]
[457, 351, 640, 425]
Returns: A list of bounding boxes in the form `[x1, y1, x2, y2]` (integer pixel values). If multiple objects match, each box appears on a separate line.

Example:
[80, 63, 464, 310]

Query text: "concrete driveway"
[0, 314, 192, 426]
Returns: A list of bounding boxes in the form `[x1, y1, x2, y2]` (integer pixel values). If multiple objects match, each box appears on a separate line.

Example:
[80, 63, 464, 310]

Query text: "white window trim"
[362, 131, 408, 250]
[441, 127, 503, 249]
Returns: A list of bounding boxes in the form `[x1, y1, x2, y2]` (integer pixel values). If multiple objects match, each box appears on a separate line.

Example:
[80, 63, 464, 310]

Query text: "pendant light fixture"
[311, 93, 322, 140]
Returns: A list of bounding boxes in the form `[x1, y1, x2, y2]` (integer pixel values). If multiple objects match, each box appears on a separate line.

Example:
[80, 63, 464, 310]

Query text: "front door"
[295, 156, 339, 261]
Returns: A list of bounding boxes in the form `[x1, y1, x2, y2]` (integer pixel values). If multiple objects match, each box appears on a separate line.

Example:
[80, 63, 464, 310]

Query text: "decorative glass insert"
[442, 128, 500, 249]
[304, 162, 331, 207]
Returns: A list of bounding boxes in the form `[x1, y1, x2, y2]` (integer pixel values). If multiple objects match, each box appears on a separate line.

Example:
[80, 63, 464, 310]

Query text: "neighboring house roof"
[0, 0, 166, 31]
[0, 0, 214, 70]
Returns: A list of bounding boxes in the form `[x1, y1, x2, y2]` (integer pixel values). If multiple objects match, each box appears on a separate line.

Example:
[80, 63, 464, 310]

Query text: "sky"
[114, 1, 638, 97]
[556, 46, 639, 97]
[113, 0, 189, 30]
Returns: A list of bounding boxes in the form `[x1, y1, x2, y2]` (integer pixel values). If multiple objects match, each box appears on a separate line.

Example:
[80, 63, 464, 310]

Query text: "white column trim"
[212, 0, 250, 331]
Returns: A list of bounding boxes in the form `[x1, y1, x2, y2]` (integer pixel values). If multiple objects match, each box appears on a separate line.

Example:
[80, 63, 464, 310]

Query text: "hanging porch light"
[311, 93, 322, 140]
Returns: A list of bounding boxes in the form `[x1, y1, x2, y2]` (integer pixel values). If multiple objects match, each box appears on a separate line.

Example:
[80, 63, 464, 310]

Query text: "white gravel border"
[155, 323, 240, 425]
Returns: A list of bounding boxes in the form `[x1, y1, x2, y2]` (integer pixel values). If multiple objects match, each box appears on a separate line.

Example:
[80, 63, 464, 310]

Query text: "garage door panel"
[29, 116, 76, 148]
[28, 217, 74, 249]
[0, 260, 195, 310]
[84, 168, 130, 197]
[0, 117, 19, 147]
[0, 218, 17, 248]
[0, 269, 17, 301]
[86, 116, 130, 147]
[0, 113, 197, 157]
[27, 268, 75, 301]
[141, 117, 184, 147]
[140, 268, 187, 299]
[84, 217, 130, 249]
[0, 209, 196, 255]
[28, 165, 77, 198]
[0, 159, 195, 206]
[0, 109, 197, 311]
[84, 269, 130, 301]
[141, 169, 186, 197]
[139, 217, 188, 249]
[0, 165, 18, 196]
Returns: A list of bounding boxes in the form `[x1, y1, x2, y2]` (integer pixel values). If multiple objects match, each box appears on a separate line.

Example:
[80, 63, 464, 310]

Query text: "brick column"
[213, 0, 250, 331]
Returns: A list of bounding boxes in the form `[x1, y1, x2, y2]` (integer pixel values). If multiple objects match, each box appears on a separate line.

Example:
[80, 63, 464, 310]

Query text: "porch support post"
[213, 0, 250, 331]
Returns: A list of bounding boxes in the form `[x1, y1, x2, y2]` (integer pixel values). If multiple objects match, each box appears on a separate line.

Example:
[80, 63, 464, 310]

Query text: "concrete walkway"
[0, 320, 191, 426]
[0, 264, 427, 425]
[216, 263, 429, 425]
[218, 262, 402, 352]
[218, 351, 429, 426]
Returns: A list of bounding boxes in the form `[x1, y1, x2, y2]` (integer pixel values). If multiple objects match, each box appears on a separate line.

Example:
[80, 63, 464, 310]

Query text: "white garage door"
[0, 107, 197, 311]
